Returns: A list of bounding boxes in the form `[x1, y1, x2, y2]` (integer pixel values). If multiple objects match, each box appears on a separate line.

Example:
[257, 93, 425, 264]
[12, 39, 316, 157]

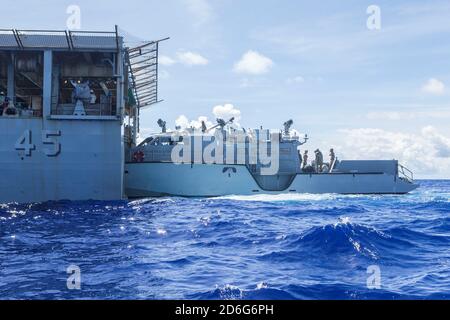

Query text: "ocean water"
[0, 180, 449, 300]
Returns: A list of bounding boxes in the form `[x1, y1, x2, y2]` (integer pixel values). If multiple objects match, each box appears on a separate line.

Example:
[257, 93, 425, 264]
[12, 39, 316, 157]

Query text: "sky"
[3, 0, 450, 178]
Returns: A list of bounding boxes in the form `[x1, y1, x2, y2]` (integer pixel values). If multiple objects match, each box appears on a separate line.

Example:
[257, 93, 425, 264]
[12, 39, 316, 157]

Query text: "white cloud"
[422, 125, 450, 157]
[159, 51, 209, 67]
[176, 51, 209, 66]
[233, 50, 274, 75]
[159, 55, 176, 66]
[175, 115, 213, 130]
[421, 78, 445, 95]
[183, 0, 213, 26]
[174, 104, 242, 131]
[286, 76, 305, 84]
[333, 126, 450, 177]
[175, 115, 190, 129]
[212, 104, 241, 124]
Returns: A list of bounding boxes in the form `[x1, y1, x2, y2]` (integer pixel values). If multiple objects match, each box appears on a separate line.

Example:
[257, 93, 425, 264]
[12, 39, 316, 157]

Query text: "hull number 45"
[15, 130, 61, 157]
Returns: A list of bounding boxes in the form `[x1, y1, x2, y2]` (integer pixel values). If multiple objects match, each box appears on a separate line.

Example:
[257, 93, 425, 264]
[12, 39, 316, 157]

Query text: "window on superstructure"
[51, 51, 117, 116]
[0, 51, 44, 118]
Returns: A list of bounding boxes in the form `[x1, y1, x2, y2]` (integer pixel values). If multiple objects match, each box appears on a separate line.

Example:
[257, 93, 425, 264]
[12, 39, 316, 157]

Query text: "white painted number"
[15, 130, 35, 156]
[15, 130, 62, 157]
[42, 130, 62, 157]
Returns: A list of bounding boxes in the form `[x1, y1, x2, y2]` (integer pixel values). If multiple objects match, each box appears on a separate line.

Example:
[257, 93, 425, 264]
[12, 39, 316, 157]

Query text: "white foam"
[215, 193, 362, 202]
[256, 282, 269, 290]
[334, 216, 351, 226]
[157, 228, 167, 235]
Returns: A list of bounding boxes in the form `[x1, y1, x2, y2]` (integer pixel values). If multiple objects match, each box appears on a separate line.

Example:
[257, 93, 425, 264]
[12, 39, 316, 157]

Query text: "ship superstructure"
[0, 27, 165, 203]
[124, 120, 418, 197]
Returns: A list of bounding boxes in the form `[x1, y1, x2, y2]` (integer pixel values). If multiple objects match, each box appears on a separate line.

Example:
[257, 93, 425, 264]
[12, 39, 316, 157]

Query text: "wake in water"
[0, 180, 449, 299]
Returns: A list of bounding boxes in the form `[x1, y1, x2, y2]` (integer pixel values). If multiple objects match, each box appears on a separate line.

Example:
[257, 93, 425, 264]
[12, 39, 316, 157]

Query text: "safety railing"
[398, 164, 414, 183]
[0, 27, 120, 51]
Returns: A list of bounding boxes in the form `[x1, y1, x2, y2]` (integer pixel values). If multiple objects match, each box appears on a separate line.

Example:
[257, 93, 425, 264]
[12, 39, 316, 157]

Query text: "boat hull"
[124, 162, 418, 197]
[0, 118, 124, 203]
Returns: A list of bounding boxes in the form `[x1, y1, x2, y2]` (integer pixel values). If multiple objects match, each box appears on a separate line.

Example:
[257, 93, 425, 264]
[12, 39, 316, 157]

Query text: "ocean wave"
[260, 217, 422, 264]
[1, 180, 450, 299]
[187, 284, 298, 300]
[186, 283, 414, 300]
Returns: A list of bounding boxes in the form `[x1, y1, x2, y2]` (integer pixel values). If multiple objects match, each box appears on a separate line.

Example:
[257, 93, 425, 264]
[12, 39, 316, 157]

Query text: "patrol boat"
[124, 119, 418, 197]
[0, 27, 166, 203]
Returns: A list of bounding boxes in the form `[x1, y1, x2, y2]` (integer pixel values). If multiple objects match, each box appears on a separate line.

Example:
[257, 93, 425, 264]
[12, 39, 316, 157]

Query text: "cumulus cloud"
[421, 78, 445, 95]
[333, 126, 450, 176]
[175, 115, 213, 130]
[422, 126, 450, 157]
[159, 55, 177, 66]
[175, 115, 190, 129]
[176, 51, 209, 66]
[212, 104, 242, 124]
[174, 104, 242, 131]
[233, 50, 273, 75]
[160, 51, 209, 67]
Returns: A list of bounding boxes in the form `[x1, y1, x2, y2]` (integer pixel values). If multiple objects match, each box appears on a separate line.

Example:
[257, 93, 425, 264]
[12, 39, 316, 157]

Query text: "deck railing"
[398, 164, 414, 183]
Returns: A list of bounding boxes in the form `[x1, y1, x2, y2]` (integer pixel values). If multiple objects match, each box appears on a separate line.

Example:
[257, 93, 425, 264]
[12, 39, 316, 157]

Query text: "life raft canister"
[133, 150, 144, 162]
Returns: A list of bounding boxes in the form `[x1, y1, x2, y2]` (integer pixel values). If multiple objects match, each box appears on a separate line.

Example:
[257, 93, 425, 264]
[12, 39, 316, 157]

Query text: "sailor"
[298, 150, 303, 167]
[329, 148, 335, 165]
[302, 150, 308, 168]
[314, 149, 324, 172]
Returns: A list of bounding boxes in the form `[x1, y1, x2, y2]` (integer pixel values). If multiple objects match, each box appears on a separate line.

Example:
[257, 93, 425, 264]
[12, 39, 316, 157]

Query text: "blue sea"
[1, 180, 449, 300]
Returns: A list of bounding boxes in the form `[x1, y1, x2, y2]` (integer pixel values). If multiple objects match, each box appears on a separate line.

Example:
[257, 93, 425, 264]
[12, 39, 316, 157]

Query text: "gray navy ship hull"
[125, 162, 418, 197]
[0, 118, 123, 203]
